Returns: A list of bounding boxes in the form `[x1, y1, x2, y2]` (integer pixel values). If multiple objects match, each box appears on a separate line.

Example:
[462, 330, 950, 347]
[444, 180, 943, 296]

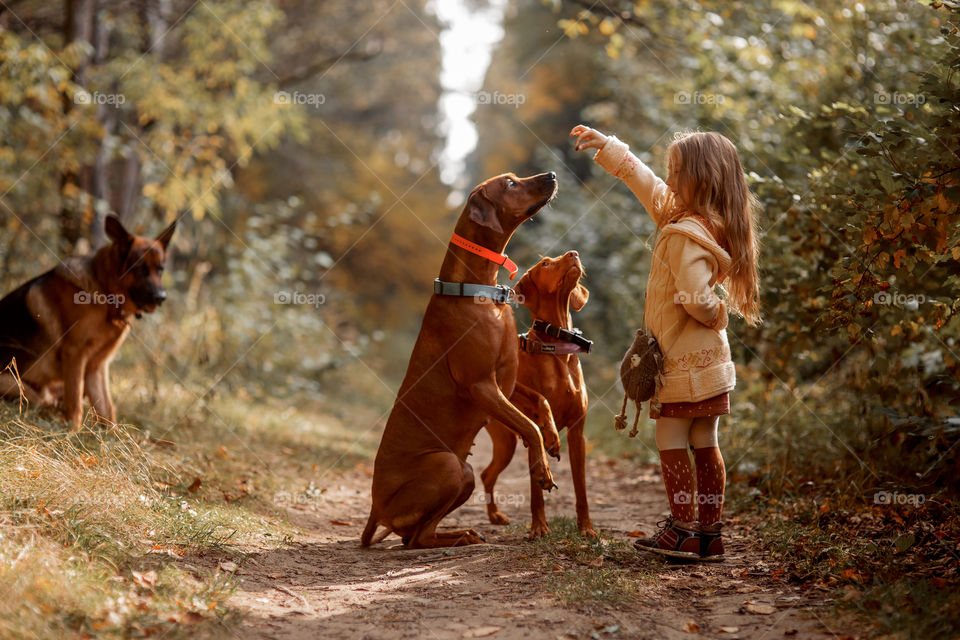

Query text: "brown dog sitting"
[0, 215, 175, 430]
[482, 252, 595, 538]
[362, 172, 559, 549]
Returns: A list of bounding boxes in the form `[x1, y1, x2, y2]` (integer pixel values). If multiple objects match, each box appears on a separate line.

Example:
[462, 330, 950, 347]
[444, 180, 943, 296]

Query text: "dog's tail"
[361, 511, 393, 547]
[360, 511, 379, 547]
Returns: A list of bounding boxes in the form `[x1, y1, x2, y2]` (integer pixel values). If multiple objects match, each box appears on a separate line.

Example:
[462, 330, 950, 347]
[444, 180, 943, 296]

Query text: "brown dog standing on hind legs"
[483, 252, 595, 538]
[0, 215, 175, 430]
[362, 172, 559, 549]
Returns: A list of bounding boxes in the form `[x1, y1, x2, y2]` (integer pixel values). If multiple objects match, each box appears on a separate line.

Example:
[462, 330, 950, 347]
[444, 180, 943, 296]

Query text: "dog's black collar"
[433, 278, 515, 305]
[530, 319, 593, 353]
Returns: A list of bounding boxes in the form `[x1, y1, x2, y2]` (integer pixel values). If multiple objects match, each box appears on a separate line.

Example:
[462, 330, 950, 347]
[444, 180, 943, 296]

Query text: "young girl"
[570, 124, 761, 562]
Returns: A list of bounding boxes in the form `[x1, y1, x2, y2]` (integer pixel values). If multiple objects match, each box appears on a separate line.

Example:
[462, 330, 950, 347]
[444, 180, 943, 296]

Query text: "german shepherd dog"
[0, 215, 175, 429]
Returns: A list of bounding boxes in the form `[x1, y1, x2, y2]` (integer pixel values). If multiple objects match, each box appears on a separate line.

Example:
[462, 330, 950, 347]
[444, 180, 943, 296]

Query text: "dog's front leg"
[62, 353, 88, 431]
[466, 378, 555, 491]
[85, 364, 115, 424]
[512, 383, 560, 460]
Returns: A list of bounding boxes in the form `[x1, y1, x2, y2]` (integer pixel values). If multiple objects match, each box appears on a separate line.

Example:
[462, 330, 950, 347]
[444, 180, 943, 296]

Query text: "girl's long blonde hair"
[663, 131, 761, 326]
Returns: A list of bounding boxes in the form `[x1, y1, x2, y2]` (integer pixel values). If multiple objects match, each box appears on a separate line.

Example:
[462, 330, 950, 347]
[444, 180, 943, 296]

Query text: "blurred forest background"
[3, 0, 956, 489]
[1, 0, 959, 634]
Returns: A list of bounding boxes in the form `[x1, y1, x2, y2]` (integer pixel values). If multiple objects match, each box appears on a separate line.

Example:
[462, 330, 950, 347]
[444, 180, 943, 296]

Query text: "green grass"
[519, 517, 659, 608]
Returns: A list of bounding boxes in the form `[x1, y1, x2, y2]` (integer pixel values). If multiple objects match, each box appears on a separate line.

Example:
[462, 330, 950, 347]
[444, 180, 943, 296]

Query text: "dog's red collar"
[449, 233, 518, 280]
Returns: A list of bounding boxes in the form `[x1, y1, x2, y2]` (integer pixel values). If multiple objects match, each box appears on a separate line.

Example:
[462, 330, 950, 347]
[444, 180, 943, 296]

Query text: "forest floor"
[225, 433, 860, 640]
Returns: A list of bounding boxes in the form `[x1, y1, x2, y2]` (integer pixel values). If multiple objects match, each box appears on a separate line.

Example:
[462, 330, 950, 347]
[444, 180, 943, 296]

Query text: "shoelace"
[650, 516, 676, 542]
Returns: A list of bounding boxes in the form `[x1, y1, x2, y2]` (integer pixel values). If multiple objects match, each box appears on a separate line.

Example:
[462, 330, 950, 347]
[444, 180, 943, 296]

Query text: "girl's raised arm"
[570, 125, 669, 227]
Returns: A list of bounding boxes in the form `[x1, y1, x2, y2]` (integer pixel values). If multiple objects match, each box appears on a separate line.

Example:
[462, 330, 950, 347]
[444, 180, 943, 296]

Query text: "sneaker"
[633, 516, 700, 561]
[698, 521, 725, 562]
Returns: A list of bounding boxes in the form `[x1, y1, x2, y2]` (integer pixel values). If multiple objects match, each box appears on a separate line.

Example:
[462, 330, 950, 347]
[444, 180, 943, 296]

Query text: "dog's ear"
[570, 283, 589, 312]
[467, 189, 503, 234]
[105, 215, 133, 249]
[155, 219, 177, 251]
[512, 271, 535, 307]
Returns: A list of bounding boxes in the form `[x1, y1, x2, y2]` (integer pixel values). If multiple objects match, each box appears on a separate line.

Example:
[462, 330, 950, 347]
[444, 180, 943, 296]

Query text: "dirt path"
[228, 434, 854, 640]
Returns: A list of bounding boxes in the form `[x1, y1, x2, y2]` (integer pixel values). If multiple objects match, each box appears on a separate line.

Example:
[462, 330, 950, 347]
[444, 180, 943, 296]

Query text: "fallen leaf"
[588, 556, 603, 568]
[626, 530, 645, 538]
[840, 568, 861, 582]
[683, 620, 700, 633]
[718, 627, 739, 633]
[330, 520, 354, 526]
[183, 611, 204, 624]
[894, 533, 915, 553]
[131, 570, 157, 588]
[218, 561, 238, 573]
[187, 478, 202, 493]
[744, 602, 776, 615]
[168, 611, 204, 624]
[75, 454, 98, 467]
[462, 627, 501, 638]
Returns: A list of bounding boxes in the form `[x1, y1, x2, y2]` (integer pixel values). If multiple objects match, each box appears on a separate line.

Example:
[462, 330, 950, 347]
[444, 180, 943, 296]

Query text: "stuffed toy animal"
[614, 328, 664, 437]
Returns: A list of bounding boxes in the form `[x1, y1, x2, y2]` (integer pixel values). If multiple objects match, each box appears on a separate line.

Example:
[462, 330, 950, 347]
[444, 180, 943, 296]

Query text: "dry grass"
[0, 372, 379, 639]
[0, 409, 240, 637]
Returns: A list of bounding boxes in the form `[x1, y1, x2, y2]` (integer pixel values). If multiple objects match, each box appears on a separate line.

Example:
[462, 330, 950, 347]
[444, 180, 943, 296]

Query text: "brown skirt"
[651, 393, 730, 419]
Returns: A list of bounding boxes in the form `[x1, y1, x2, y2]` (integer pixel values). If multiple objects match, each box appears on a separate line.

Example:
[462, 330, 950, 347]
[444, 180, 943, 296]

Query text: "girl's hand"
[570, 124, 609, 152]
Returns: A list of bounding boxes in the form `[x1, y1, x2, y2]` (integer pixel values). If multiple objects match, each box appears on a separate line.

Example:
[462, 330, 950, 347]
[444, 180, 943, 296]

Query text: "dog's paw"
[529, 451, 556, 492]
[536, 476, 557, 492]
[466, 528, 487, 543]
[542, 432, 562, 459]
[527, 522, 550, 540]
[488, 509, 510, 525]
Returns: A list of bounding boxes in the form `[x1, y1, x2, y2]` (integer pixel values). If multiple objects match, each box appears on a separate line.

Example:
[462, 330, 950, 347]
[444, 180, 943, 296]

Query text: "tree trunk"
[60, 0, 96, 252]
[89, 5, 112, 248]
[116, 153, 141, 225]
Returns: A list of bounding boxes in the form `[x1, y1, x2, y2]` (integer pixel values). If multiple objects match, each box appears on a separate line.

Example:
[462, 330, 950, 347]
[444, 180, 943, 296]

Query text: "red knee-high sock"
[659, 448, 696, 522]
[694, 446, 726, 524]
